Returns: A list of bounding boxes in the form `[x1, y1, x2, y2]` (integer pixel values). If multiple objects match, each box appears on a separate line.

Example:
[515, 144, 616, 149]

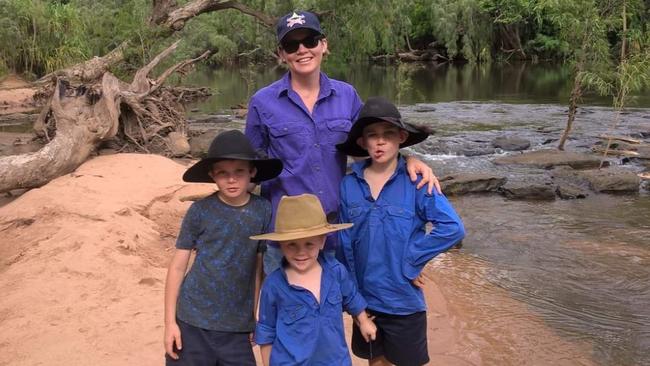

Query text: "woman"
[245, 10, 440, 273]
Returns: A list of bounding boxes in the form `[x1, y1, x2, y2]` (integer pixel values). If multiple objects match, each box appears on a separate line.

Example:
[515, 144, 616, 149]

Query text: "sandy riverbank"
[0, 153, 597, 365]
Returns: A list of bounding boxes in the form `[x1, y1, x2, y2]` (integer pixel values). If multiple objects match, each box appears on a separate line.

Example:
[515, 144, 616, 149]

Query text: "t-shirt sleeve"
[254, 281, 278, 345]
[175, 202, 203, 249]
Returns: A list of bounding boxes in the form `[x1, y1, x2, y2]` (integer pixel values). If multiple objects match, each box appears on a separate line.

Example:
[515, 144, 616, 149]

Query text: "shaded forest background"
[1, 0, 649, 80]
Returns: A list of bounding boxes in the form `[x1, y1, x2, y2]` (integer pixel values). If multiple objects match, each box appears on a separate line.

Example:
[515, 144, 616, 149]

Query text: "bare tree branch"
[152, 0, 276, 32]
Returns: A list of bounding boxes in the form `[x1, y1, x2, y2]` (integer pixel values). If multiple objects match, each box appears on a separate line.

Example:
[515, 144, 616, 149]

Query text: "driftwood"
[597, 134, 642, 144]
[0, 41, 210, 193]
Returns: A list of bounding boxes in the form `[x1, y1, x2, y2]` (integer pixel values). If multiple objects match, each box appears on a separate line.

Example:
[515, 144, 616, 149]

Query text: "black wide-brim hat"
[183, 130, 283, 183]
[336, 96, 432, 157]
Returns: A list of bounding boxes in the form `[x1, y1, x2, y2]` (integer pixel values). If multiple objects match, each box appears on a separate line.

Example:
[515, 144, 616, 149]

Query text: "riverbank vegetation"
[0, 0, 648, 79]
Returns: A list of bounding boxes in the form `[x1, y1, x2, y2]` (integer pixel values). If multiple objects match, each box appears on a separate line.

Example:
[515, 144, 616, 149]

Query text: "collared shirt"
[255, 254, 367, 365]
[245, 72, 363, 250]
[175, 194, 270, 331]
[338, 157, 465, 315]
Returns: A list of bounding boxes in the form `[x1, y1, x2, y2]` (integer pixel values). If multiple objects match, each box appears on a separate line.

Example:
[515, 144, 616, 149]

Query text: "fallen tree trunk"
[0, 41, 210, 194]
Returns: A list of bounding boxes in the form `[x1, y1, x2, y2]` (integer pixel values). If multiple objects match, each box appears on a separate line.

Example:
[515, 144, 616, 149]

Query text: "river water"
[192, 62, 650, 365]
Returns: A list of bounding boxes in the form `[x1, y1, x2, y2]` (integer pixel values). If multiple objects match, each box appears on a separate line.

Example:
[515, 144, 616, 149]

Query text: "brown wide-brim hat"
[336, 96, 432, 157]
[183, 130, 283, 183]
[250, 194, 352, 242]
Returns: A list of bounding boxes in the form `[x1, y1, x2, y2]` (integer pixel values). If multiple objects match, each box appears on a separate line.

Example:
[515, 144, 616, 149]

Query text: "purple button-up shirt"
[245, 72, 362, 249]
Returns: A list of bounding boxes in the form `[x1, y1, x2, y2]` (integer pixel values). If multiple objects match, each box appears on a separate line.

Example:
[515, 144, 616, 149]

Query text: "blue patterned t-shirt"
[176, 193, 271, 332]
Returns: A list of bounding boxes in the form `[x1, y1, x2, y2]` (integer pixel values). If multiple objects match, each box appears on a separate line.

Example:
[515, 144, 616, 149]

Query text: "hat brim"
[336, 117, 432, 157]
[250, 223, 353, 242]
[182, 155, 283, 183]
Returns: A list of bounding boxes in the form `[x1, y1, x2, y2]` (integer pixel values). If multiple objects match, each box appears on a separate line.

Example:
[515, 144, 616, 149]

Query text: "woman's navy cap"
[276, 11, 323, 42]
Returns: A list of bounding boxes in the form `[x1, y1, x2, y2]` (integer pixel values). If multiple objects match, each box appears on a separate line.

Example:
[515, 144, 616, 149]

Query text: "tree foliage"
[0, 0, 648, 83]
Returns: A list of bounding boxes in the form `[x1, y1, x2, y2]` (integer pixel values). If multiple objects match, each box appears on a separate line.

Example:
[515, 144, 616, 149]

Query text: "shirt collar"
[276, 72, 335, 99]
[351, 154, 407, 178]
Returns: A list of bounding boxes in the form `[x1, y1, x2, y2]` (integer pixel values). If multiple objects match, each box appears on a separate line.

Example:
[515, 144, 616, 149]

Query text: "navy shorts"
[352, 310, 429, 366]
[165, 318, 255, 366]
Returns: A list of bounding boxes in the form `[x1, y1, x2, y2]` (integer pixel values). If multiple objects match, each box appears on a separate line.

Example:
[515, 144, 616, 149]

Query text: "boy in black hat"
[164, 130, 282, 365]
[336, 97, 466, 366]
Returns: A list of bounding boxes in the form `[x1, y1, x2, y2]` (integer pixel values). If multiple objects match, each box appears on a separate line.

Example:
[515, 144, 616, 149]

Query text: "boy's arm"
[254, 281, 278, 361]
[253, 252, 263, 319]
[336, 182, 356, 277]
[403, 190, 466, 280]
[260, 344, 272, 366]
[337, 262, 367, 317]
[164, 249, 192, 360]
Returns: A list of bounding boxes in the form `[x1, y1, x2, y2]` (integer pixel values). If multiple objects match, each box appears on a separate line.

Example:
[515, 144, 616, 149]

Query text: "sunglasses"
[280, 34, 324, 53]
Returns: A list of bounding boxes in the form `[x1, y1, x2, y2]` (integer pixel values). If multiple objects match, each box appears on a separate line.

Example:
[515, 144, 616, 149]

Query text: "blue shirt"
[245, 72, 363, 250]
[337, 157, 465, 315]
[176, 194, 271, 331]
[255, 254, 367, 365]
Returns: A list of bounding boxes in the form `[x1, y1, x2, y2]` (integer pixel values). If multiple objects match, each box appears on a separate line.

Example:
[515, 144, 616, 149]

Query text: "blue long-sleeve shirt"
[245, 72, 363, 250]
[255, 254, 366, 365]
[338, 156, 465, 315]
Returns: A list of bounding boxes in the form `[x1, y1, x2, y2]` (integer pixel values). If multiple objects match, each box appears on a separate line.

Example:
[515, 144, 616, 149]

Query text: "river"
[184, 61, 650, 365]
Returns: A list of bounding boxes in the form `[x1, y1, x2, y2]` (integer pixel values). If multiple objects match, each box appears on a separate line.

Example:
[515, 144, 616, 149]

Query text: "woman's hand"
[405, 155, 442, 195]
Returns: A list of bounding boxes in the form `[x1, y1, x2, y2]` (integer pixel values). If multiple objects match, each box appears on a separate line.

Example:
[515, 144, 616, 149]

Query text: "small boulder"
[167, 132, 190, 157]
[440, 173, 507, 195]
[492, 136, 531, 151]
[493, 149, 601, 169]
[498, 176, 556, 200]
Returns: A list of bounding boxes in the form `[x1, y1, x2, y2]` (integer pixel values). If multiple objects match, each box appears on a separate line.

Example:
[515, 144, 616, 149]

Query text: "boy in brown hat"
[251, 194, 377, 365]
[336, 97, 466, 366]
[164, 130, 282, 365]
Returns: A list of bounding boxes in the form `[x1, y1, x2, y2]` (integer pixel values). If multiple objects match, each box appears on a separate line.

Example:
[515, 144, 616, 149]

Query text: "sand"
[0, 74, 37, 116]
[0, 153, 595, 366]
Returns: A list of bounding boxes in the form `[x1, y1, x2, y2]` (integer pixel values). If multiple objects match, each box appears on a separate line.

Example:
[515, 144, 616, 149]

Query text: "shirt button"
[319, 191, 323, 194]
[314, 143, 319, 147]
[314, 166, 320, 171]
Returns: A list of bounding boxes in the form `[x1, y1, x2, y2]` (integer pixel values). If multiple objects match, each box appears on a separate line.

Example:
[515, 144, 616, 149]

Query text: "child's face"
[279, 235, 325, 273]
[357, 122, 408, 164]
[208, 160, 256, 202]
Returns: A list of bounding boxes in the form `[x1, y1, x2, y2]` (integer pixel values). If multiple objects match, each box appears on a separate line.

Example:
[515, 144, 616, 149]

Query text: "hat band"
[274, 222, 329, 234]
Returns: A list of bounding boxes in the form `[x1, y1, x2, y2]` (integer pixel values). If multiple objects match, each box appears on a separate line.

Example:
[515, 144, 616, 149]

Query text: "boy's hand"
[405, 156, 441, 195]
[411, 273, 426, 289]
[164, 322, 182, 360]
[359, 317, 377, 343]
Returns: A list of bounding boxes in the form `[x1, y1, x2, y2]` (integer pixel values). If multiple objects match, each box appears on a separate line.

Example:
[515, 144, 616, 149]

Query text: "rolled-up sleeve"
[338, 263, 367, 316]
[245, 98, 269, 155]
[403, 191, 466, 280]
[255, 283, 277, 345]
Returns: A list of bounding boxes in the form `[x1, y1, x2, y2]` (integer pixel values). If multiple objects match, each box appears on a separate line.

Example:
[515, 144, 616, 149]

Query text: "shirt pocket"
[268, 123, 306, 172]
[383, 205, 414, 241]
[280, 303, 309, 326]
[323, 289, 344, 322]
[347, 203, 370, 220]
[323, 119, 352, 152]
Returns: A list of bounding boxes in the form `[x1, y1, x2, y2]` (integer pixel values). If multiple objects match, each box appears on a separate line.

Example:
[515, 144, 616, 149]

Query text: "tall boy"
[164, 130, 283, 365]
[336, 97, 466, 366]
[251, 194, 377, 366]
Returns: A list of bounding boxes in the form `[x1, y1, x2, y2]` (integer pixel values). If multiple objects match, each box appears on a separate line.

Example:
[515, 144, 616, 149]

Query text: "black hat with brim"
[336, 97, 432, 157]
[183, 130, 283, 183]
